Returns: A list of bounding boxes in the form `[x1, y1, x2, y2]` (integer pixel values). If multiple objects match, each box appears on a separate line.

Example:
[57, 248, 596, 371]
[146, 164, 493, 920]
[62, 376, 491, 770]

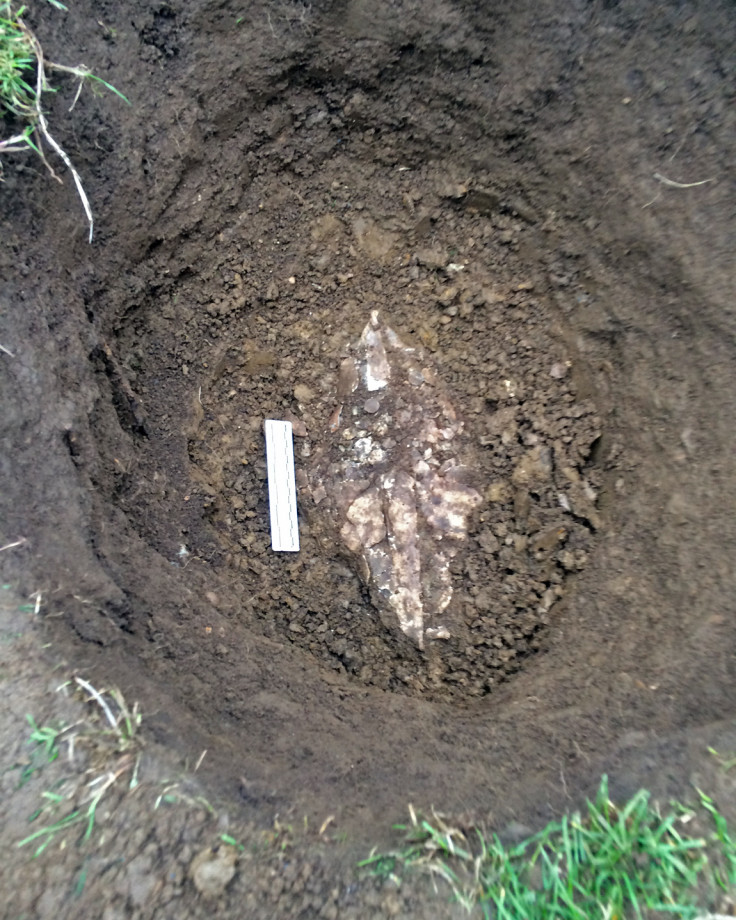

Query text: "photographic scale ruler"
[264, 419, 300, 552]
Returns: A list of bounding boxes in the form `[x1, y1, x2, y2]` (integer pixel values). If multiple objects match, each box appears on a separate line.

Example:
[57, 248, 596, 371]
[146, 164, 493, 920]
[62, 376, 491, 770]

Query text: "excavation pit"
[2, 0, 735, 847]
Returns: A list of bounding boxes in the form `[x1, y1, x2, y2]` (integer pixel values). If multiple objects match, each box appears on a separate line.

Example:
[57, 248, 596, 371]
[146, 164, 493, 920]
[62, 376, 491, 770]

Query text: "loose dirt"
[1, 0, 736, 916]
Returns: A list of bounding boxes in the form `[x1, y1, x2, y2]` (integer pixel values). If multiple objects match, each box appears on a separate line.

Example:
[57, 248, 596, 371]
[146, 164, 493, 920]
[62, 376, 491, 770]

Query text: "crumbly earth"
[1, 0, 736, 916]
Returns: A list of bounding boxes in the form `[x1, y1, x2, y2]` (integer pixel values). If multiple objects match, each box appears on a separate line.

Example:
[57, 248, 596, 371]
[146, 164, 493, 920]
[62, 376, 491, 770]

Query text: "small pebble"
[293, 384, 314, 402]
[189, 846, 238, 899]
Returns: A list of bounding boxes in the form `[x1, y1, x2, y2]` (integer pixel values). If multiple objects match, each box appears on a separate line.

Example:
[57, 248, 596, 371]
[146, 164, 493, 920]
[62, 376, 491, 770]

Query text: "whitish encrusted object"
[311, 311, 481, 648]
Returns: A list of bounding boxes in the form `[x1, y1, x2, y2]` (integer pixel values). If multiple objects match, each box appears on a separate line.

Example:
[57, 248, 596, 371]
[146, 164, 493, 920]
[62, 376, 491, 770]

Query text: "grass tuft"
[361, 776, 736, 919]
[0, 0, 129, 240]
[19, 713, 63, 783]
[16, 681, 142, 858]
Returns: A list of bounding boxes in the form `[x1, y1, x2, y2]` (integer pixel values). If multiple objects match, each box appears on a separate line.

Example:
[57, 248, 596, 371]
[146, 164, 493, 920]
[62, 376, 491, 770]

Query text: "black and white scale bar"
[264, 419, 300, 552]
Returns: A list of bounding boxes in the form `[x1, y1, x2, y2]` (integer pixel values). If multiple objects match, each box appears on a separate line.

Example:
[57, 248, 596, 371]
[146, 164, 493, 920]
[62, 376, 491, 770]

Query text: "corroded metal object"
[311, 311, 481, 649]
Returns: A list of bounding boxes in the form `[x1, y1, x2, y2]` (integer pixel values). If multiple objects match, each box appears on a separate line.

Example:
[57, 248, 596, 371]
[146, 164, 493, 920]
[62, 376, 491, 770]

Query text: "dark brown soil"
[2, 0, 736, 915]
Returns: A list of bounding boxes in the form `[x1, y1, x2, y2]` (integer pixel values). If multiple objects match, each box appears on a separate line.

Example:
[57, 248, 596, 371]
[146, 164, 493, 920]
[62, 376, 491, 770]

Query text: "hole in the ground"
[90, 81, 605, 704]
[5, 0, 734, 861]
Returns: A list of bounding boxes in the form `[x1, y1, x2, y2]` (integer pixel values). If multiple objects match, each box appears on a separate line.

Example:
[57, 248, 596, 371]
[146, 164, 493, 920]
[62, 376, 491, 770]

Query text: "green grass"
[0, 3, 36, 119]
[697, 788, 736, 895]
[16, 681, 142, 857]
[0, 0, 129, 240]
[360, 776, 736, 919]
[18, 713, 64, 784]
[18, 769, 126, 857]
